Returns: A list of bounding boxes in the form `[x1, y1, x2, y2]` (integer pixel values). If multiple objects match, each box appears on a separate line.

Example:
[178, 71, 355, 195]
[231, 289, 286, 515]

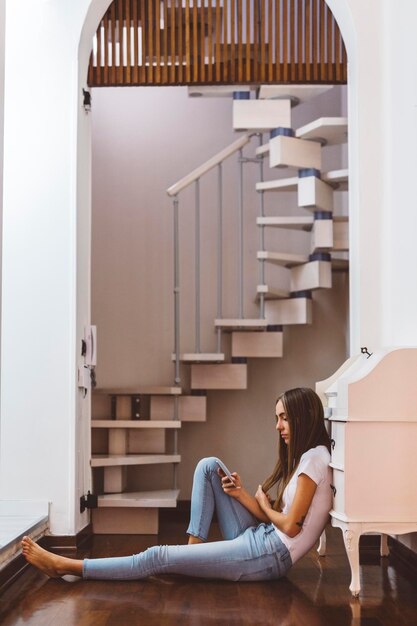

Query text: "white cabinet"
[318, 348, 417, 596]
[329, 420, 345, 469]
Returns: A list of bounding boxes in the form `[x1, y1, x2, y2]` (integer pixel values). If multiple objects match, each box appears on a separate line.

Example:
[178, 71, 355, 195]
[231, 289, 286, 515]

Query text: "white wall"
[0, 0, 5, 399]
[91, 85, 349, 497]
[381, 0, 417, 554]
[0, 0, 98, 535]
[380, 0, 417, 346]
[326, 0, 417, 351]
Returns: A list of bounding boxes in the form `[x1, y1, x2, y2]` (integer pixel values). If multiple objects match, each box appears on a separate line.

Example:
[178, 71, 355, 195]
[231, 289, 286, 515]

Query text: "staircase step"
[269, 135, 322, 170]
[233, 99, 291, 131]
[258, 85, 333, 104]
[290, 260, 332, 292]
[265, 298, 313, 325]
[333, 216, 349, 251]
[257, 216, 314, 230]
[298, 176, 333, 212]
[257, 250, 309, 268]
[97, 489, 180, 509]
[311, 219, 333, 251]
[92, 507, 164, 535]
[188, 85, 251, 98]
[191, 364, 247, 390]
[322, 168, 349, 190]
[296, 117, 348, 146]
[171, 353, 225, 363]
[91, 489, 181, 534]
[256, 285, 290, 300]
[91, 454, 181, 467]
[150, 395, 207, 422]
[256, 176, 299, 193]
[96, 386, 181, 396]
[232, 331, 283, 358]
[215, 318, 268, 330]
[255, 118, 346, 157]
[92, 420, 181, 429]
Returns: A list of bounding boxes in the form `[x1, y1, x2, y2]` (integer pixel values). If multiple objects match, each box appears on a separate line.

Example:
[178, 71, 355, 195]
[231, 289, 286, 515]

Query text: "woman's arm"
[255, 473, 318, 537]
[234, 487, 271, 522]
[220, 473, 271, 522]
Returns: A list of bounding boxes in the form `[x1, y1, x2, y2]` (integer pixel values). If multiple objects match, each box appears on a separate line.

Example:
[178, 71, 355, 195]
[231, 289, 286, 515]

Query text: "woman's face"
[275, 399, 290, 444]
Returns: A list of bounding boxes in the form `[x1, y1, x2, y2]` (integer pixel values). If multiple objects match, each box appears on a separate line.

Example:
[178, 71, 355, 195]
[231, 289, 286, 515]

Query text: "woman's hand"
[255, 485, 273, 513]
[218, 468, 242, 499]
[217, 474, 272, 522]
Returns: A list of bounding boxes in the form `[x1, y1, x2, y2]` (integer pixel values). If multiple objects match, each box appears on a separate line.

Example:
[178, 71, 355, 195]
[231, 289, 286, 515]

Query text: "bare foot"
[21, 536, 63, 577]
[22, 536, 83, 578]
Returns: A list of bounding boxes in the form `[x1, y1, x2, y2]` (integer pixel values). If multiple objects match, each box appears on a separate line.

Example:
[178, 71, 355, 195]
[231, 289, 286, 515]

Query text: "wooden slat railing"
[88, 0, 347, 87]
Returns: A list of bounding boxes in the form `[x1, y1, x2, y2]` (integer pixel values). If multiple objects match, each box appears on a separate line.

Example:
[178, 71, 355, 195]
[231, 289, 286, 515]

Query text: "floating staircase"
[91, 386, 190, 534]
[296, 117, 348, 145]
[256, 284, 290, 300]
[257, 216, 314, 230]
[168, 86, 348, 397]
[191, 362, 248, 391]
[91, 85, 349, 534]
[269, 133, 322, 170]
[257, 250, 310, 268]
[265, 296, 313, 326]
[171, 353, 225, 363]
[231, 329, 283, 359]
[233, 97, 291, 132]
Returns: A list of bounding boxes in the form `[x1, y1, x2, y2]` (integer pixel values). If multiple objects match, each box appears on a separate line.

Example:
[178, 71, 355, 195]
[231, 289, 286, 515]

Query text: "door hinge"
[80, 491, 98, 513]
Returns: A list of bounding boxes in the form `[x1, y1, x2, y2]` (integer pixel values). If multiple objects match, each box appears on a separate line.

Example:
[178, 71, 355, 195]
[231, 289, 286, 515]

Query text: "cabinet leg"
[317, 529, 327, 556]
[343, 527, 361, 597]
[380, 533, 390, 557]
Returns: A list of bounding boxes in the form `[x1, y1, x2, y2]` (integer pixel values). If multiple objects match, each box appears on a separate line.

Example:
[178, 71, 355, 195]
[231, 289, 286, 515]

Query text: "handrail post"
[238, 147, 244, 319]
[217, 163, 223, 353]
[173, 196, 181, 386]
[173, 412, 178, 489]
[258, 133, 266, 318]
[195, 178, 201, 353]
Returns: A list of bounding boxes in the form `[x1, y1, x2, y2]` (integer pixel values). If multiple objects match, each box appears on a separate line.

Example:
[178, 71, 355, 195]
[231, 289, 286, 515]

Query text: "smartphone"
[216, 460, 236, 486]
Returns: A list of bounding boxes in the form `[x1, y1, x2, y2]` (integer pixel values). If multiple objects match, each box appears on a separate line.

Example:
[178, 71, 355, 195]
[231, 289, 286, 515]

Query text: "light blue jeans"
[83, 457, 292, 581]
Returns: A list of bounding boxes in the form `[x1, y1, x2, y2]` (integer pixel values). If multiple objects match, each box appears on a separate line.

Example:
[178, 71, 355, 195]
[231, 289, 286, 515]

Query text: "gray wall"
[91, 85, 349, 498]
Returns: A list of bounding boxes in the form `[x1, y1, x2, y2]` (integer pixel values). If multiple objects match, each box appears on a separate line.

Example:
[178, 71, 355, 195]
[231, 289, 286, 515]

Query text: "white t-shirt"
[274, 445, 332, 564]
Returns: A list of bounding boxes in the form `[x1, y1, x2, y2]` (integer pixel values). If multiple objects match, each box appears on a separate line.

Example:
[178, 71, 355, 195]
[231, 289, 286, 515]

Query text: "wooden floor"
[1, 519, 416, 626]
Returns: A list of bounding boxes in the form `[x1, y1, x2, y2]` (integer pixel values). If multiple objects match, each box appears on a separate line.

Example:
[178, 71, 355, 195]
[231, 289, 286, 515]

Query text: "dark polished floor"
[1, 519, 416, 626]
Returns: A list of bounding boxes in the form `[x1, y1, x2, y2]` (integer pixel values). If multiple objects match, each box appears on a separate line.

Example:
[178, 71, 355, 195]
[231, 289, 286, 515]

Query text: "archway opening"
[80, 0, 350, 534]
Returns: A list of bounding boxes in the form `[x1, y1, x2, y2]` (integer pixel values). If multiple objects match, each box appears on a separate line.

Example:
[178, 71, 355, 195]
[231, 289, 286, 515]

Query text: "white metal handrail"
[170, 131, 258, 387]
[166, 133, 254, 197]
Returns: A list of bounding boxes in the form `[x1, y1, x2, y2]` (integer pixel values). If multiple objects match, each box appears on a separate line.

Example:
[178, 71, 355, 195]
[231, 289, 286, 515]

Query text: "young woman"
[22, 387, 332, 582]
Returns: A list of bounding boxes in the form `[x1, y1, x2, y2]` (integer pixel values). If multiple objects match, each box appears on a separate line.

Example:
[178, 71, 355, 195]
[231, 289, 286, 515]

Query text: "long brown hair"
[262, 387, 331, 511]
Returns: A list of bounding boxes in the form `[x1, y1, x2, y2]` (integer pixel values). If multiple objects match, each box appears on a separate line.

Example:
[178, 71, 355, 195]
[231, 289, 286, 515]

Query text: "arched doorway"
[79, 2, 352, 532]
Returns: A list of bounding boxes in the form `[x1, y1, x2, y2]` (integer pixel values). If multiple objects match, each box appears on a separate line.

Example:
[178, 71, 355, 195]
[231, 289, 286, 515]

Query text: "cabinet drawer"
[331, 468, 346, 516]
[330, 421, 345, 469]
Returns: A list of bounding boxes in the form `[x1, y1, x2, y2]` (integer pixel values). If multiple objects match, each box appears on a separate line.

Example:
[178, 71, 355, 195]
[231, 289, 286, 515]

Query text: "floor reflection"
[1, 527, 417, 626]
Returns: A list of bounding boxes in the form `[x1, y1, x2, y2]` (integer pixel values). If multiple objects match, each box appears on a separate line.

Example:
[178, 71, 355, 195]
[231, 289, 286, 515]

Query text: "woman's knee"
[195, 456, 220, 475]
